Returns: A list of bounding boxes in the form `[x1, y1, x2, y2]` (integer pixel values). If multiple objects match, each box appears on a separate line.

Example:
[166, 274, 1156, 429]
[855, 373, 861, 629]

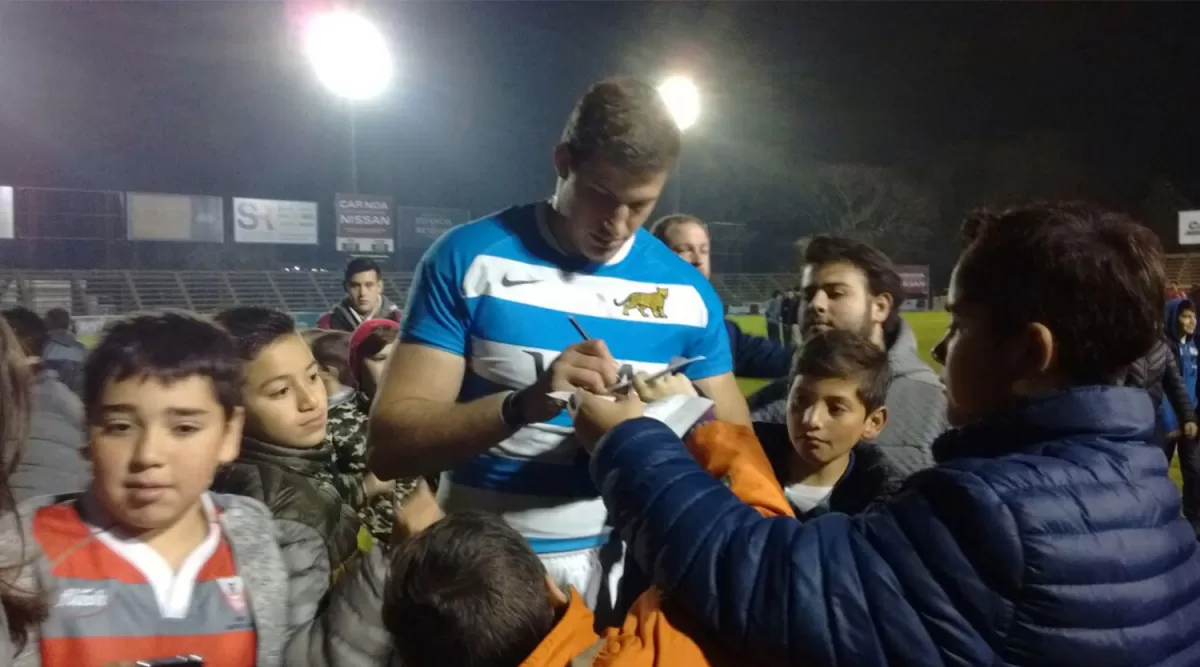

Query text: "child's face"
[934, 268, 1050, 427]
[88, 375, 242, 534]
[361, 341, 396, 398]
[786, 375, 886, 466]
[1181, 309, 1197, 337]
[243, 333, 329, 448]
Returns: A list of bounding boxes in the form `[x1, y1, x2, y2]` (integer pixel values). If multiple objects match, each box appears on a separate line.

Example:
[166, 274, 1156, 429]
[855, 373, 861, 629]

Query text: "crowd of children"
[2, 199, 1200, 666]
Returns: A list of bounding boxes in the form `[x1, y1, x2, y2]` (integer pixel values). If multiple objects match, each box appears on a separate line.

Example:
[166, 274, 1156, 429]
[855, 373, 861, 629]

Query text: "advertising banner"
[894, 264, 931, 311]
[894, 265, 930, 295]
[335, 193, 393, 254]
[127, 192, 224, 242]
[0, 186, 11, 239]
[233, 198, 318, 245]
[396, 206, 470, 250]
[1180, 210, 1200, 245]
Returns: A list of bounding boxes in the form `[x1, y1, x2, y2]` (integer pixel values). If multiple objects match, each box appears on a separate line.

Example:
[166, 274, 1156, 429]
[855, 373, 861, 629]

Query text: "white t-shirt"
[784, 483, 835, 514]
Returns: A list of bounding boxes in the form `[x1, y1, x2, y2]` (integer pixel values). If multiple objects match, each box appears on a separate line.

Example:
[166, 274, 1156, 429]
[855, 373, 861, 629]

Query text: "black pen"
[568, 316, 590, 341]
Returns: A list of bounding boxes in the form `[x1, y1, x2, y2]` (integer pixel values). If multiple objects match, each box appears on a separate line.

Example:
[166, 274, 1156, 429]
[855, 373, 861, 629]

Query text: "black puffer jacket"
[1125, 336, 1196, 432]
[212, 436, 363, 585]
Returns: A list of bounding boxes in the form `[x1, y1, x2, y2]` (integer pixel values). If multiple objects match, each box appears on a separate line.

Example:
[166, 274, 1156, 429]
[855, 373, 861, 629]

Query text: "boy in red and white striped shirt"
[3, 313, 325, 667]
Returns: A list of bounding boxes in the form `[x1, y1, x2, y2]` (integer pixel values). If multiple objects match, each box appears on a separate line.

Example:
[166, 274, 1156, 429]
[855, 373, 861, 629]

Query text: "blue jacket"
[592, 387, 1200, 666]
[1163, 297, 1199, 434]
[724, 320, 791, 380]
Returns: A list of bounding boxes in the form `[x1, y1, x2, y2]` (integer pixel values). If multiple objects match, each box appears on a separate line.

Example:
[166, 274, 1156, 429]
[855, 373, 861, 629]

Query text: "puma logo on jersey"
[614, 287, 669, 318]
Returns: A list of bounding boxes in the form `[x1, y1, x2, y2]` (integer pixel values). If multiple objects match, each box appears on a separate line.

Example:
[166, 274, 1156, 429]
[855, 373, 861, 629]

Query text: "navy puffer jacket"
[592, 387, 1200, 666]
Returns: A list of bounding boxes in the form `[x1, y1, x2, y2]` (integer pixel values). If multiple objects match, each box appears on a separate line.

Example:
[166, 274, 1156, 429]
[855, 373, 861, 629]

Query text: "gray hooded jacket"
[10, 369, 89, 504]
[751, 319, 947, 477]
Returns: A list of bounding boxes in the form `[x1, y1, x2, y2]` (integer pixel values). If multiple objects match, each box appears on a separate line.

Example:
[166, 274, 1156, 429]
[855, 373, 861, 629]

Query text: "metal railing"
[1167, 253, 1198, 286]
[0, 269, 790, 316]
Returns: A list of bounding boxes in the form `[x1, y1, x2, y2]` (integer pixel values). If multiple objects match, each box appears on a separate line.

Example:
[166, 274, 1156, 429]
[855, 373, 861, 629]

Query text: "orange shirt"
[522, 422, 794, 667]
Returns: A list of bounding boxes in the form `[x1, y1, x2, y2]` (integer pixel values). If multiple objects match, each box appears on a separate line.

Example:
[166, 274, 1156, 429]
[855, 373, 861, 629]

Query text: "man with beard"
[752, 235, 945, 476]
[317, 257, 402, 331]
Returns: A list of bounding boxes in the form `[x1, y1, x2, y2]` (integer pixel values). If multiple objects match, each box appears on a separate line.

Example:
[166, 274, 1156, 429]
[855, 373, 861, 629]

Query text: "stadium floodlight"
[658, 75, 700, 131]
[305, 10, 393, 102]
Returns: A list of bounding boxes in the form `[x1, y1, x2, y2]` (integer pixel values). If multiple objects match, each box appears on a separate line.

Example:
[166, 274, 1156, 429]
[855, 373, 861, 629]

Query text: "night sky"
[1, 1, 1198, 262]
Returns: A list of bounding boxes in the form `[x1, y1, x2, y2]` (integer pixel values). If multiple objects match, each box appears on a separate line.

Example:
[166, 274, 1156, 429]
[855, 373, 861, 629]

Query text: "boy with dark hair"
[318, 257, 401, 331]
[211, 307, 362, 586]
[0, 312, 320, 666]
[578, 202, 1200, 666]
[285, 393, 786, 667]
[753, 234, 945, 477]
[1, 307, 89, 502]
[755, 329, 899, 518]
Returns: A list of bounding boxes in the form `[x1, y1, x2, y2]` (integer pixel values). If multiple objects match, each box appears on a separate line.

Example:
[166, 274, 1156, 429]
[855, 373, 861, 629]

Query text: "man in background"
[318, 257, 402, 331]
[42, 307, 86, 395]
[651, 213, 791, 380]
[753, 236, 946, 477]
[781, 286, 800, 347]
[764, 290, 783, 343]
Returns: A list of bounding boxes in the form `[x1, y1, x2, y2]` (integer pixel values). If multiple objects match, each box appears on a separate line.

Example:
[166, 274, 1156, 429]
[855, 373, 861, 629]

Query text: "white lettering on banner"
[338, 214, 390, 225]
[336, 193, 393, 254]
[415, 216, 453, 237]
[339, 199, 389, 210]
[1181, 211, 1200, 246]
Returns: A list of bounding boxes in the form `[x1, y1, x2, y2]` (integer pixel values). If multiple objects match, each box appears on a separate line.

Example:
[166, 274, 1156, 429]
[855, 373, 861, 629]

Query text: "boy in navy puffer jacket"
[576, 202, 1200, 667]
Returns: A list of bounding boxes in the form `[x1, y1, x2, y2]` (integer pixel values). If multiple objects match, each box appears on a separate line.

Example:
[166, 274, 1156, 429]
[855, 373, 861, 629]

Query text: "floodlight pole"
[348, 104, 359, 194]
[674, 161, 683, 213]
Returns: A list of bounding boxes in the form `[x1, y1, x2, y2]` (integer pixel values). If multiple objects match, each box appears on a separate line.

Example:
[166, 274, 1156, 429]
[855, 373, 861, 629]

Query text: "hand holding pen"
[507, 317, 621, 425]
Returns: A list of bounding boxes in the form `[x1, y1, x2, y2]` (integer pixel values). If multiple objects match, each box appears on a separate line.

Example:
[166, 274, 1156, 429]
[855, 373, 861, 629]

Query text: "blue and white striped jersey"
[401, 201, 731, 553]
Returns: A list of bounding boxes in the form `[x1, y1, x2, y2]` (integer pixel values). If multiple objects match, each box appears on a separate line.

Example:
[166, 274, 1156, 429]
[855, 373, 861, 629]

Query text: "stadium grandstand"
[1166, 253, 1200, 286]
[0, 268, 801, 319]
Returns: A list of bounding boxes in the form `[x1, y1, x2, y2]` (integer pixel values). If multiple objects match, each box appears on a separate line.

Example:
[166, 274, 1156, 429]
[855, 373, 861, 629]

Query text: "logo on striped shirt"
[217, 576, 247, 614]
[56, 588, 109, 610]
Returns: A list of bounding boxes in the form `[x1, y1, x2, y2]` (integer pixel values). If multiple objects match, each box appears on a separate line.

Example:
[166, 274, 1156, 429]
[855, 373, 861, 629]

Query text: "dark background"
[1, 1, 1198, 283]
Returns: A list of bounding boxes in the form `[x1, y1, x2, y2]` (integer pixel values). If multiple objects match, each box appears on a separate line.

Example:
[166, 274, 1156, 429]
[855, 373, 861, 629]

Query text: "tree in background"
[798, 164, 936, 261]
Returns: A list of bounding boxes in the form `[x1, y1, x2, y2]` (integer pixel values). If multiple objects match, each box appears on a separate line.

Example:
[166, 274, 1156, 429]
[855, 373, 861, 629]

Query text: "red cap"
[349, 318, 400, 385]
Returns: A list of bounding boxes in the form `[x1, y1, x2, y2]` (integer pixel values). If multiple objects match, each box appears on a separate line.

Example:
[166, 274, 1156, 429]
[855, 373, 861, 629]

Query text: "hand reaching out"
[570, 389, 645, 453]
[631, 372, 697, 403]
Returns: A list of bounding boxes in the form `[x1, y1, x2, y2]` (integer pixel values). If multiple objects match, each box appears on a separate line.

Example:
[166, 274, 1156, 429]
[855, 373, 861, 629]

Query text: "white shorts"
[539, 540, 625, 621]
